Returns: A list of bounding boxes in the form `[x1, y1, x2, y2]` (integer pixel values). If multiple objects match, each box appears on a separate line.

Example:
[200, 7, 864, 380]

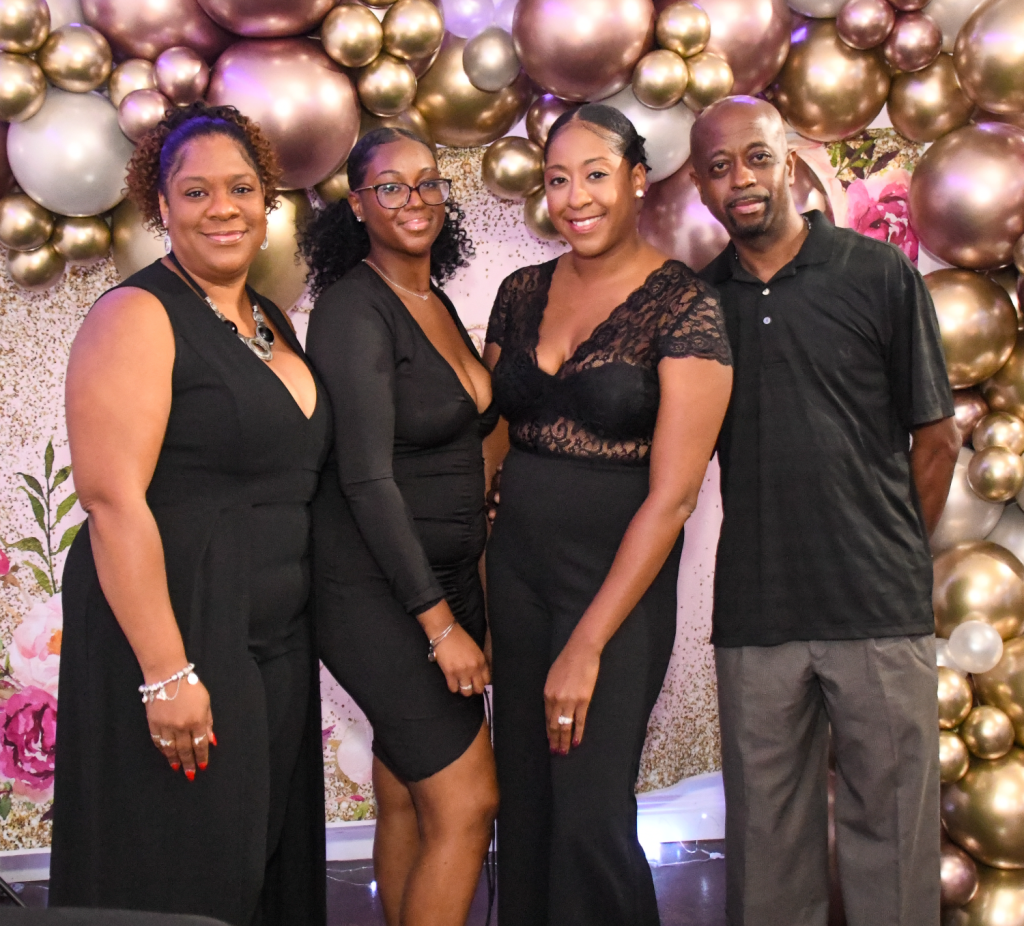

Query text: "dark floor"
[4, 841, 727, 925]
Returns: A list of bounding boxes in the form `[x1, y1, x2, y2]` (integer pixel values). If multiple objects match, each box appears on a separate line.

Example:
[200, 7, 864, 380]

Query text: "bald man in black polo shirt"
[689, 96, 960, 926]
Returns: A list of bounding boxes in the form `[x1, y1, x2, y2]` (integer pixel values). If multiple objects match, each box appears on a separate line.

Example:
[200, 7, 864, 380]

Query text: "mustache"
[726, 193, 770, 210]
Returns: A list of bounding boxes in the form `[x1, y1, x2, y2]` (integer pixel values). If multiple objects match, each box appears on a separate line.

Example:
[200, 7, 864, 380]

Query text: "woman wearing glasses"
[300, 127, 498, 926]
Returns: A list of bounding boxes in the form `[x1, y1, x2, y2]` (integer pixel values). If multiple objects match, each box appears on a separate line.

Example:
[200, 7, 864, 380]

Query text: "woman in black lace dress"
[483, 105, 733, 926]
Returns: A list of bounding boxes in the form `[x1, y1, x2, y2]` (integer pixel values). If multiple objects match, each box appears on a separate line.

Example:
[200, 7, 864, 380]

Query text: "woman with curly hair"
[50, 102, 329, 925]
[300, 127, 498, 926]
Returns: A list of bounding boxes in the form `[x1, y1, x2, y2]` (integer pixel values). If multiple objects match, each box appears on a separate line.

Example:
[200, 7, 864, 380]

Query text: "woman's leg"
[373, 757, 422, 926]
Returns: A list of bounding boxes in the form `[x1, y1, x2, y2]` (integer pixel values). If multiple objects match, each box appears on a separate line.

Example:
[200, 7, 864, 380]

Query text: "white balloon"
[45, 0, 85, 29]
[931, 448, 1005, 553]
[599, 85, 695, 183]
[923, 0, 988, 53]
[442, 0, 495, 38]
[7, 89, 134, 217]
[335, 720, 373, 786]
[937, 637, 969, 676]
[494, 0, 517, 32]
[949, 620, 1005, 675]
[787, 0, 845, 17]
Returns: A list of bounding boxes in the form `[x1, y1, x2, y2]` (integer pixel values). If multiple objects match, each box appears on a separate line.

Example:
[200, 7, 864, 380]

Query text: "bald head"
[690, 96, 789, 172]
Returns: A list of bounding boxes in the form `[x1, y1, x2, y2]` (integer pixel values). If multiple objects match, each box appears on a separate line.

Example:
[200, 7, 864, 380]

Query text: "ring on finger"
[557, 715, 573, 726]
[459, 683, 473, 691]
[193, 734, 207, 746]
[158, 737, 174, 748]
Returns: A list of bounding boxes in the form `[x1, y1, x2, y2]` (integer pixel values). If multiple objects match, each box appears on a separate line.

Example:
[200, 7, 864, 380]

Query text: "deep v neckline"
[531, 259, 676, 378]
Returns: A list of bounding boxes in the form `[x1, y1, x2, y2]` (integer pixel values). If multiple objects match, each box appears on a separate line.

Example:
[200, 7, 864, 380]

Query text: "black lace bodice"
[486, 259, 732, 465]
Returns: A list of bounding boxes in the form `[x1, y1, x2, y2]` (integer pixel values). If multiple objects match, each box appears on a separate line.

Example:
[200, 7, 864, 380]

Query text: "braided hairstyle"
[125, 101, 282, 232]
[299, 127, 474, 300]
[544, 103, 652, 173]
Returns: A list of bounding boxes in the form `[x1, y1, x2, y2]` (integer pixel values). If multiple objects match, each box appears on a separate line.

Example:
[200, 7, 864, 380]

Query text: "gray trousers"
[715, 636, 940, 926]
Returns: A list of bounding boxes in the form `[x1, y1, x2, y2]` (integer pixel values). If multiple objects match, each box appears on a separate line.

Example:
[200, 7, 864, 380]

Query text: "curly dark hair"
[545, 103, 652, 173]
[125, 101, 282, 232]
[299, 127, 474, 300]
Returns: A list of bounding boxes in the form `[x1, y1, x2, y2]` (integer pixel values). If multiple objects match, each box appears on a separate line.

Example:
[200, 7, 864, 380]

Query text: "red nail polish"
[171, 763, 180, 771]
[209, 731, 218, 747]
[198, 761, 208, 770]
[185, 768, 195, 781]
[560, 748, 569, 756]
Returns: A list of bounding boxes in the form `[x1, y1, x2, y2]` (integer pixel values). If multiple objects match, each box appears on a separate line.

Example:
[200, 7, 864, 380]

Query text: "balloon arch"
[1, 0, 1024, 915]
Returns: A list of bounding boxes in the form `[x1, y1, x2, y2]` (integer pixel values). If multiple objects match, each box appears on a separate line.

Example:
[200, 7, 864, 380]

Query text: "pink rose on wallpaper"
[0, 686, 57, 801]
[845, 171, 919, 263]
[0, 549, 9, 576]
[9, 594, 62, 696]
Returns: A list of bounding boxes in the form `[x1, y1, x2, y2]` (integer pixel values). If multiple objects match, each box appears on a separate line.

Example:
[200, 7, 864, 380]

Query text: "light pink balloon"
[81, 0, 233, 63]
[207, 38, 360, 190]
[197, 0, 335, 38]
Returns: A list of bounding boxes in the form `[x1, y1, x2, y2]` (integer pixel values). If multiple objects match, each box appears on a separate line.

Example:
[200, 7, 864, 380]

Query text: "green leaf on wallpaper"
[56, 522, 82, 553]
[0, 796, 10, 820]
[8, 537, 45, 557]
[19, 489, 46, 533]
[55, 493, 78, 524]
[28, 563, 52, 596]
[44, 439, 54, 480]
[16, 473, 44, 499]
[52, 465, 71, 490]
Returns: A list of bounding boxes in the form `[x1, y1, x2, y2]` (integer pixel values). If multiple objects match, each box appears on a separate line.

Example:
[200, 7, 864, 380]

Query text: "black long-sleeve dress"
[306, 262, 497, 783]
[50, 261, 330, 926]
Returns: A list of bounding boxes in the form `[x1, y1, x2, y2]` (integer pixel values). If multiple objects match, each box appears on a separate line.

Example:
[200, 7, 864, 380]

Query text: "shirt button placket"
[762, 287, 771, 325]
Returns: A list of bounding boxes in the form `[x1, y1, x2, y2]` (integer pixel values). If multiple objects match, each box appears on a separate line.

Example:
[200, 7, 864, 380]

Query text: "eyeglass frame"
[351, 179, 454, 209]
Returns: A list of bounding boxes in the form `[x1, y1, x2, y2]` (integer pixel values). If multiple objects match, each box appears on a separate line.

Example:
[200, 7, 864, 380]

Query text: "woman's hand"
[146, 677, 215, 779]
[544, 638, 601, 754]
[486, 463, 502, 524]
[434, 623, 491, 696]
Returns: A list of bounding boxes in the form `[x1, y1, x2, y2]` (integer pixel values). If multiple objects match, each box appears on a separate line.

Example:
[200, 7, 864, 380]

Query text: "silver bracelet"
[139, 663, 199, 704]
[427, 621, 456, 663]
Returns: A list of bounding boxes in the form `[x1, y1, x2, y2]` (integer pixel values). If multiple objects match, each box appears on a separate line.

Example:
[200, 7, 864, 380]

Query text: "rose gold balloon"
[81, 0, 232, 63]
[108, 59, 156, 108]
[656, 1, 710, 58]
[682, 51, 734, 111]
[247, 190, 311, 311]
[639, 158, 730, 272]
[321, 4, 383, 69]
[0, 0, 49, 55]
[523, 187, 560, 241]
[0, 192, 53, 251]
[962, 705, 1016, 760]
[887, 54, 973, 143]
[207, 38, 360, 190]
[414, 35, 532, 148]
[656, 0, 791, 95]
[526, 94, 574, 147]
[940, 731, 971, 783]
[956, 390, 990, 444]
[196, 0, 334, 38]
[118, 88, 172, 144]
[837, 0, 895, 50]
[926, 269, 1017, 389]
[632, 49, 688, 109]
[941, 838, 979, 907]
[954, 0, 1024, 115]
[771, 20, 890, 143]
[512, 0, 655, 102]
[7, 243, 65, 290]
[482, 136, 544, 201]
[974, 412, 1024, 454]
[154, 47, 209, 107]
[933, 541, 1024, 640]
[909, 123, 1024, 270]
[51, 215, 111, 263]
[0, 53, 46, 123]
[1015, 237, 1024, 277]
[939, 665, 974, 730]
[883, 12, 942, 73]
[792, 155, 834, 223]
[0, 124, 12, 199]
[358, 54, 418, 118]
[890, 0, 928, 9]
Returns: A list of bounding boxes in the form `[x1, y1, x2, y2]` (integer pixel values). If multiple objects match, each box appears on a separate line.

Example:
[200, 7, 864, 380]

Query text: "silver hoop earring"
[163, 234, 172, 254]
[261, 232, 269, 250]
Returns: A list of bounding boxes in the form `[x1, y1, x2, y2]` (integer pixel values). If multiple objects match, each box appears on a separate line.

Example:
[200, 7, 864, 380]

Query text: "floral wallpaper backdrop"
[0, 135, 924, 851]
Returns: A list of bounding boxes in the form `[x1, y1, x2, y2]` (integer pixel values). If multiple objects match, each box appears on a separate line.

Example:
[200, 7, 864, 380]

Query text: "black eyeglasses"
[352, 179, 453, 209]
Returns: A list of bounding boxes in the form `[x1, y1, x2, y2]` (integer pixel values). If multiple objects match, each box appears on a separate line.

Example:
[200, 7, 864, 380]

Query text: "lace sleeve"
[486, 274, 515, 347]
[656, 275, 733, 365]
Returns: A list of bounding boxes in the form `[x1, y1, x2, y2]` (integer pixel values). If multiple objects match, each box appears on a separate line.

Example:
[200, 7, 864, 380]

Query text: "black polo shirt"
[699, 212, 954, 647]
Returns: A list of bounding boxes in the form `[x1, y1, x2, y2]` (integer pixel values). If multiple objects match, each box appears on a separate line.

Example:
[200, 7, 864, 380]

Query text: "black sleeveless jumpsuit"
[50, 261, 330, 926]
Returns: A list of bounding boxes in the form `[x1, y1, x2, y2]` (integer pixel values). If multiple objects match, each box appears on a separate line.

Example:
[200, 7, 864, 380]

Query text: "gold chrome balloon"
[382, 0, 444, 63]
[523, 187, 560, 241]
[154, 46, 209, 106]
[957, 390, 991, 445]
[360, 106, 435, 148]
[481, 137, 544, 201]
[247, 190, 312, 312]
[51, 215, 111, 263]
[941, 731, 971, 783]
[110, 198, 164, 280]
[0, 53, 46, 122]
[954, 0, 1024, 115]
[967, 446, 1024, 503]
[962, 705, 1016, 760]
[933, 541, 1024, 640]
[195, 0, 334, 38]
[927, 0, 988, 54]
[836, 0, 895, 51]
[7, 243, 65, 290]
[985, 334, 1024, 421]
[771, 20, 890, 143]
[0, 0, 49, 54]
[463, 26, 521, 94]
[941, 837, 979, 907]
[315, 167, 350, 204]
[887, 54, 974, 143]
[682, 51, 734, 111]
[1016, 235, 1024, 277]
[358, 54, 417, 118]
[976, 638, 1024, 747]
[526, 94, 574, 148]
[974, 412, 1024, 454]
[321, 4, 383, 69]
[512, 0, 656, 102]
[118, 89, 173, 144]
[656, 1, 710, 58]
[632, 49, 688, 110]
[108, 59, 156, 108]
[940, 665, 975, 730]
[962, 867, 1024, 925]
[926, 269, 1017, 389]
[942, 747, 1024, 869]
[0, 193, 53, 251]
[694, 0, 792, 96]
[882, 11, 942, 74]
[910, 123, 1024, 270]
[37, 24, 111, 93]
[931, 448, 1005, 552]
[415, 35, 532, 148]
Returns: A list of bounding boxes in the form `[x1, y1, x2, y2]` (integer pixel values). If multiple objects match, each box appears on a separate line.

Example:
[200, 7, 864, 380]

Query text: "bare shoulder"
[72, 286, 174, 358]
